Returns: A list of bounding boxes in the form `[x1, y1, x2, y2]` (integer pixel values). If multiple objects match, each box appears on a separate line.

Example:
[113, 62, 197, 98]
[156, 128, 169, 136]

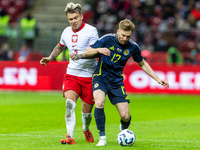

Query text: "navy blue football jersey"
[91, 33, 143, 86]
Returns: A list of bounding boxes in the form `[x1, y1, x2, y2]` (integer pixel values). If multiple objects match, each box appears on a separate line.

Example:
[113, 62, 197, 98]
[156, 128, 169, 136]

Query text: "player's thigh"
[93, 89, 106, 108]
[108, 83, 130, 105]
[93, 78, 107, 108]
[81, 100, 93, 113]
[115, 102, 130, 120]
[79, 77, 94, 105]
[63, 74, 81, 102]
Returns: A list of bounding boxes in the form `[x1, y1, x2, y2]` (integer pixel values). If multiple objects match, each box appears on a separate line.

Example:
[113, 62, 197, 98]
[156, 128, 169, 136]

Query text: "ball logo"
[94, 83, 99, 88]
[123, 50, 129, 56]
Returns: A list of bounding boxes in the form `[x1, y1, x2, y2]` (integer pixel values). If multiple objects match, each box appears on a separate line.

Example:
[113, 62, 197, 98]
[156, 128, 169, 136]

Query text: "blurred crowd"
[82, 0, 200, 64]
[0, 0, 39, 62]
[0, 0, 200, 65]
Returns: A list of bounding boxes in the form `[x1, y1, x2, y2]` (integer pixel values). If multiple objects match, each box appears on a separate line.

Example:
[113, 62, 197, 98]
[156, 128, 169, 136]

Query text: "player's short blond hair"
[65, 2, 82, 14]
[119, 19, 135, 32]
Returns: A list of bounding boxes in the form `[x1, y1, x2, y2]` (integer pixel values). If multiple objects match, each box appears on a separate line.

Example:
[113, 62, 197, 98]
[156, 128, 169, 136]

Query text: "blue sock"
[121, 115, 131, 130]
[94, 107, 105, 136]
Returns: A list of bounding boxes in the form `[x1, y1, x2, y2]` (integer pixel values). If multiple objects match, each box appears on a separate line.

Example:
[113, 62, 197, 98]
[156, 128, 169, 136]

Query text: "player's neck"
[72, 22, 85, 33]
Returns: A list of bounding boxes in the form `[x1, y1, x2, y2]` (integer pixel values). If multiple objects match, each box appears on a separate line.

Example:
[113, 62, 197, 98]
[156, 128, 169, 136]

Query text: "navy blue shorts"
[92, 76, 130, 105]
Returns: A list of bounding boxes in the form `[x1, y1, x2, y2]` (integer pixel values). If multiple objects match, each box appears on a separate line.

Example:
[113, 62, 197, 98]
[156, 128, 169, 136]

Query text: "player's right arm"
[138, 59, 169, 88]
[40, 43, 65, 66]
[70, 47, 110, 60]
[85, 47, 110, 57]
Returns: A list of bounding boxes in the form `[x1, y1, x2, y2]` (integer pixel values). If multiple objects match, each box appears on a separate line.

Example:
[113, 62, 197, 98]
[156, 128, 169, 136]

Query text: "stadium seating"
[177, 39, 197, 52]
[12, 51, 43, 61]
[0, 0, 27, 22]
[15, 0, 26, 10]
[151, 52, 167, 65]
[0, 0, 12, 9]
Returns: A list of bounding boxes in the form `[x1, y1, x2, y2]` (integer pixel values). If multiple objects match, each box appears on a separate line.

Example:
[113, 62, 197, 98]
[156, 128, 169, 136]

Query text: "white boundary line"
[0, 134, 199, 143]
[0, 134, 63, 138]
[137, 139, 199, 143]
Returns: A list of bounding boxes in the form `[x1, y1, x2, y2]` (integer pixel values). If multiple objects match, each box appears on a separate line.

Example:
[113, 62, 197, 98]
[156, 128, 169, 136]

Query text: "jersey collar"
[72, 22, 85, 33]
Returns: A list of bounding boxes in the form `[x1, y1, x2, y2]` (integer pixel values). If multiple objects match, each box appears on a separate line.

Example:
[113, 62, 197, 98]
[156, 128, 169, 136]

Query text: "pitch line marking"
[137, 139, 199, 143]
[0, 134, 199, 143]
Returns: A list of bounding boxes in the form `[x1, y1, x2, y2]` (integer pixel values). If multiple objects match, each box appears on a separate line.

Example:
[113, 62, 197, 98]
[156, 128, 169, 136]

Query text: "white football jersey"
[59, 22, 99, 77]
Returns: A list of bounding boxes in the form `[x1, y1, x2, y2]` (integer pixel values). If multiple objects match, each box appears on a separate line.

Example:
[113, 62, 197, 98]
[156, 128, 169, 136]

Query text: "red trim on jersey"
[59, 42, 65, 47]
[72, 22, 85, 33]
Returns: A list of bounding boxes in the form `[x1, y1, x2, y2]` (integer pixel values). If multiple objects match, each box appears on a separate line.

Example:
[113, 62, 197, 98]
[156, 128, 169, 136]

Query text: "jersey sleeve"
[89, 28, 99, 46]
[91, 39, 104, 48]
[132, 45, 143, 62]
[59, 30, 66, 47]
[91, 34, 108, 48]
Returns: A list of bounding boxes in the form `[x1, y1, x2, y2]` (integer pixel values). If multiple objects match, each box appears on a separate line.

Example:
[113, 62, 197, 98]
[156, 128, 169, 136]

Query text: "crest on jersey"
[117, 48, 122, 52]
[123, 50, 130, 56]
[94, 83, 99, 88]
[72, 35, 78, 43]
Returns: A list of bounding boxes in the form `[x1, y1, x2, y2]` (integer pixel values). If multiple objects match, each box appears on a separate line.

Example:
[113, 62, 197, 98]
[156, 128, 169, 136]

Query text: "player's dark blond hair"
[65, 2, 82, 15]
[119, 19, 135, 32]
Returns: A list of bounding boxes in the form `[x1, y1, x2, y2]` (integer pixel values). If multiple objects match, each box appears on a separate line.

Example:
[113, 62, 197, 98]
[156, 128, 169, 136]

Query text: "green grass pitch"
[0, 91, 200, 150]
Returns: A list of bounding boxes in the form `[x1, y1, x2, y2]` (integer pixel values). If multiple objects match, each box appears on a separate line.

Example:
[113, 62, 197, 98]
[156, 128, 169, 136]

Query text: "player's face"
[117, 29, 132, 45]
[67, 12, 83, 31]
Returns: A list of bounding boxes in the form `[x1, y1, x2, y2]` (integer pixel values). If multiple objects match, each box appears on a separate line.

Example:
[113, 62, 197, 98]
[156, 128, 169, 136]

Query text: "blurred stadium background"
[0, 1, 200, 149]
[0, 0, 200, 94]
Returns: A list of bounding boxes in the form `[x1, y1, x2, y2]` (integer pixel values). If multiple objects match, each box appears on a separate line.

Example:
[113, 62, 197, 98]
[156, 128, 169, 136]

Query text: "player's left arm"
[137, 59, 169, 88]
[69, 47, 99, 60]
[70, 47, 110, 60]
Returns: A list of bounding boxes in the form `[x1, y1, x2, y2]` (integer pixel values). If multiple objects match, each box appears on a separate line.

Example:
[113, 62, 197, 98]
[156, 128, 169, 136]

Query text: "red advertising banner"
[123, 63, 200, 94]
[0, 61, 200, 94]
[0, 61, 67, 91]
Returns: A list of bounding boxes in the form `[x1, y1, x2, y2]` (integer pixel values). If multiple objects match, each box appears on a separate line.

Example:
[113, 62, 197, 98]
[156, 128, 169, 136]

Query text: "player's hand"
[158, 79, 169, 88]
[69, 53, 80, 60]
[40, 57, 51, 66]
[98, 48, 110, 56]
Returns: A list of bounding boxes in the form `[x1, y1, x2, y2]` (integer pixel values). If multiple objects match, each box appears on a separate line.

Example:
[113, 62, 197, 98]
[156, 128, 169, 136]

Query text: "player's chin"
[121, 41, 127, 45]
[72, 25, 78, 30]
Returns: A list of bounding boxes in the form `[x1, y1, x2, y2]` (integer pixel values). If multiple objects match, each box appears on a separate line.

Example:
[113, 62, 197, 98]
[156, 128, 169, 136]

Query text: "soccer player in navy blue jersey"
[70, 19, 169, 146]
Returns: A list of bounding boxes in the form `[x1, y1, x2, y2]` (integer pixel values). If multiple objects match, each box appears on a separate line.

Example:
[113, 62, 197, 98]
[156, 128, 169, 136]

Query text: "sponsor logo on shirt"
[109, 46, 114, 51]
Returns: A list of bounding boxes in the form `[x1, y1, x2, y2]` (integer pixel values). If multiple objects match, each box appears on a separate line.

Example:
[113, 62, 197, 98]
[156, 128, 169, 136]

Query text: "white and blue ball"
[117, 129, 136, 146]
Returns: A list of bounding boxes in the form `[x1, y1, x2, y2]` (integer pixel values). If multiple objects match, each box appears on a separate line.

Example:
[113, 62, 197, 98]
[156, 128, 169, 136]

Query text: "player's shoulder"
[62, 26, 71, 33]
[84, 23, 98, 33]
[84, 23, 97, 29]
[129, 39, 140, 49]
[100, 33, 116, 40]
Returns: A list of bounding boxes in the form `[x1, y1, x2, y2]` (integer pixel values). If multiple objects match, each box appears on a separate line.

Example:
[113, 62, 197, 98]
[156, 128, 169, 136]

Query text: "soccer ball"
[117, 129, 136, 146]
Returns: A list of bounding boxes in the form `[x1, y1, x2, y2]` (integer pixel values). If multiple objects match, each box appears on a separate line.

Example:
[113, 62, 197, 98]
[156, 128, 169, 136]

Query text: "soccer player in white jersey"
[40, 2, 99, 144]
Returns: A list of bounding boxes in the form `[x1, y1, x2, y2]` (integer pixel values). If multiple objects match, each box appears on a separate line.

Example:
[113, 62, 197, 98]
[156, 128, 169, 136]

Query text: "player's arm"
[70, 47, 110, 60]
[137, 59, 169, 88]
[40, 43, 65, 66]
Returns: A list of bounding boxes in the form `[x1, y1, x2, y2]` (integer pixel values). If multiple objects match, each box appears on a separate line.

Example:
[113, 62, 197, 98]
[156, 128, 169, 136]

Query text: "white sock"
[100, 135, 106, 140]
[65, 99, 76, 138]
[82, 112, 92, 132]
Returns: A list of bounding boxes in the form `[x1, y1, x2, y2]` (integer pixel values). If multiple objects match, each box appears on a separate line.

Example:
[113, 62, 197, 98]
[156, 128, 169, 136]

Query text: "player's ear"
[117, 29, 119, 34]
